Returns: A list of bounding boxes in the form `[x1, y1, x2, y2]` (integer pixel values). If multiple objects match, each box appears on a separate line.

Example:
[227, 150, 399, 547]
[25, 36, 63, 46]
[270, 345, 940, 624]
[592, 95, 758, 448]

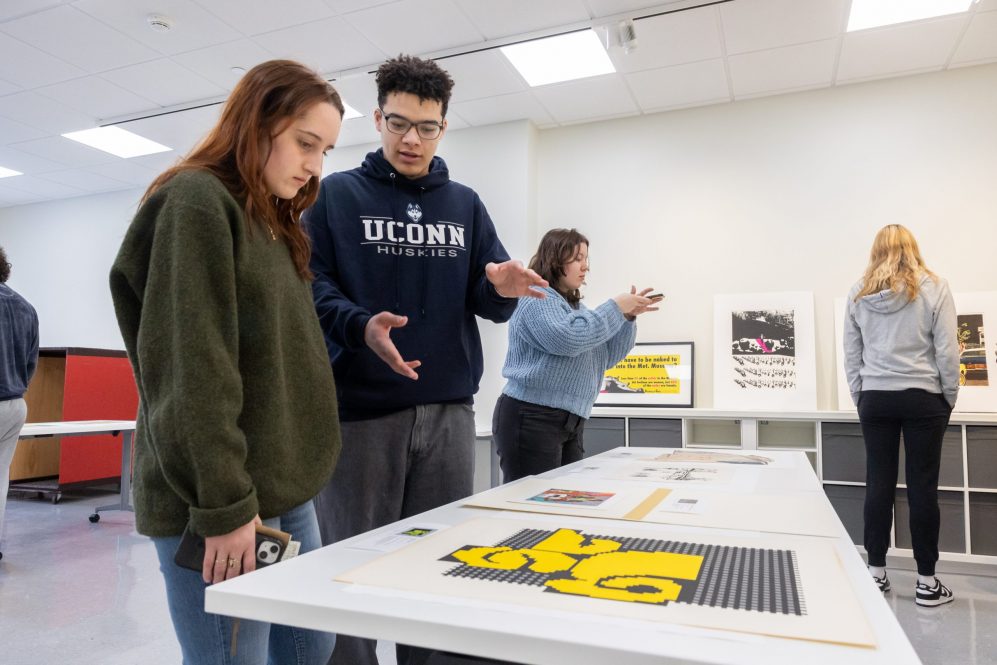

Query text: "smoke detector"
[147, 14, 174, 33]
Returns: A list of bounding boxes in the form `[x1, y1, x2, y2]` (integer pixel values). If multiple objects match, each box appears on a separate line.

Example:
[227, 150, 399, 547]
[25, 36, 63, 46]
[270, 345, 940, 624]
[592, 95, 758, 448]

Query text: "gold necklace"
[267, 224, 276, 241]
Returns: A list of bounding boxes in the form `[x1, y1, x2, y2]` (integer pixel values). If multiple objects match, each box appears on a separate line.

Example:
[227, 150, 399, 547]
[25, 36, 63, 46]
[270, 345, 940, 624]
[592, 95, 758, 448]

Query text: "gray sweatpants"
[313, 402, 475, 665]
[1, 398, 28, 552]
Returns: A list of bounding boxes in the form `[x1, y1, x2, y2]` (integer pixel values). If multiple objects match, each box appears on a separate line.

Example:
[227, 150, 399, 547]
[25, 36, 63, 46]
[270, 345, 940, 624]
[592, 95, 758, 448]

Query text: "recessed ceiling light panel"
[847, 0, 976, 31]
[501, 29, 616, 87]
[62, 126, 172, 159]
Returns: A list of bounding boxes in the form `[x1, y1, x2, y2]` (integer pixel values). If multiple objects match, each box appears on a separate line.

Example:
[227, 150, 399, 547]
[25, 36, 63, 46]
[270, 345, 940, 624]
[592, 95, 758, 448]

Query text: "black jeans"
[858, 389, 953, 576]
[492, 394, 585, 483]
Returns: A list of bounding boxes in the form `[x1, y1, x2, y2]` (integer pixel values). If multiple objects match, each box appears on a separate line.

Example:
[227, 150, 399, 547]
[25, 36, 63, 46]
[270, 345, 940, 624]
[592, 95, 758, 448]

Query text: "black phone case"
[173, 524, 290, 572]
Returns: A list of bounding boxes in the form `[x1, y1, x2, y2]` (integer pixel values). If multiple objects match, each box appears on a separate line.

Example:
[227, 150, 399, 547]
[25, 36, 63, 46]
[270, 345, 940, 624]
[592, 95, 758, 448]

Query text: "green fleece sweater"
[110, 170, 341, 538]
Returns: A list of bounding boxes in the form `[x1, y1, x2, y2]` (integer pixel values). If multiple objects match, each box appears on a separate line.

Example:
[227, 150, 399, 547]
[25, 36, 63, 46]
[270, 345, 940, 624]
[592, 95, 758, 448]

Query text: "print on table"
[623, 465, 727, 482]
[441, 527, 806, 615]
[527, 489, 615, 507]
[731, 309, 797, 390]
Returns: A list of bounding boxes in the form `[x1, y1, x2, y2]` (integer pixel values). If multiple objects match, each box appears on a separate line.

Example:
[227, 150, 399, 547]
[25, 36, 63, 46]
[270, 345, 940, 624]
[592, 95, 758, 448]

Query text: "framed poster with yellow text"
[596, 342, 694, 408]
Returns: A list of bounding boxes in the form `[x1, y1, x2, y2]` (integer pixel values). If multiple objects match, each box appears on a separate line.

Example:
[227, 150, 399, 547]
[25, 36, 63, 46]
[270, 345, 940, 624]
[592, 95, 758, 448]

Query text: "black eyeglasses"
[379, 109, 444, 140]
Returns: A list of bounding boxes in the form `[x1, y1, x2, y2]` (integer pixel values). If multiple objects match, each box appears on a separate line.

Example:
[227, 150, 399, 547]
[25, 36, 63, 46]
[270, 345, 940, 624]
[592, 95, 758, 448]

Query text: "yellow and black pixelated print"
[440, 528, 806, 615]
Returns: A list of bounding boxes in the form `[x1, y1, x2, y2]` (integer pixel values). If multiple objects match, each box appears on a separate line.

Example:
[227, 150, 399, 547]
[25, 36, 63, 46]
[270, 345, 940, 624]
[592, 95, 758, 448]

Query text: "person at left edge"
[0, 245, 40, 563]
[110, 60, 343, 665]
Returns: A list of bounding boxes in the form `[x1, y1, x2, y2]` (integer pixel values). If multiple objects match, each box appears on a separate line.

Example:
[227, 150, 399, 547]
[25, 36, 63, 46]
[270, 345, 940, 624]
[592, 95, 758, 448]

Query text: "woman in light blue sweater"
[844, 224, 959, 608]
[492, 228, 660, 481]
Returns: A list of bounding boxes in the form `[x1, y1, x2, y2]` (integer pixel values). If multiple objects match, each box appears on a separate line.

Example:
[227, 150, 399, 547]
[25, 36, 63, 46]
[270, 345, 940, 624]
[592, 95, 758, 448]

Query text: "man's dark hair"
[376, 55, 455, 118]
[0, 245, 10, 283]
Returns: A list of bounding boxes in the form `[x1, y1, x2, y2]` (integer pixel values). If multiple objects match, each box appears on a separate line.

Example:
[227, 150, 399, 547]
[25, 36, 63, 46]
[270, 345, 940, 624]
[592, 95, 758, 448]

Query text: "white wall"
[0, 188, 143, 348]
[537, 63, 997, 409]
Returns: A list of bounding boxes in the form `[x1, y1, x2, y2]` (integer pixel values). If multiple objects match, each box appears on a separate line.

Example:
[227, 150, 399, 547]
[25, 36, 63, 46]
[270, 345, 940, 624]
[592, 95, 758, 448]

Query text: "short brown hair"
[376, 55, 454, 118]
[0, 245, 10, 283]
[529, 228, 589, 307]
[144, 60, 344, 280]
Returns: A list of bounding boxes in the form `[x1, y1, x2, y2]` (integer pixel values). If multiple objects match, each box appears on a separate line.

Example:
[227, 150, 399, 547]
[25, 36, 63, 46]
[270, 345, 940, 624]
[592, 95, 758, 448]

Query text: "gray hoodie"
[843, 274, 959, 407]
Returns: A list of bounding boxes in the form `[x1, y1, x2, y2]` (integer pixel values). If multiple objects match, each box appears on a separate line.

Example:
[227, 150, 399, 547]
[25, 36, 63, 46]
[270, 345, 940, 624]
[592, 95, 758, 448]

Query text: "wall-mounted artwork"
[713, 293, 816, 410]
[337, 517, 875, 647]
[595, 342, 694, 408]
[953, 292, 997, 413]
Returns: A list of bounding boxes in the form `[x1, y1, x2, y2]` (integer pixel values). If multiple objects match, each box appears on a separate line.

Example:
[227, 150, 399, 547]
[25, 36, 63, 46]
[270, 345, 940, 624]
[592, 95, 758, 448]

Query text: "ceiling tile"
[455, 0, 590, 40]
[729, 38, 837, 98]
[0, 114, 46, 143]
[172, 39, 276, 91]
[253, 16, 386, 73]
[73, 0, 242, 56]
[450, 91, 555, 126]
[323, 0, 398, 14]
[192, 0, 335, 36]
[440, 50, 526, 102]
[721, 0, 849, 55]
[0, 146, 67, 174]
[585, 0, 673, 16]
[531, 74, 639, 124]
[611, 6, 722, 73]
[329, 71, 379, 117]
[0, 77, 19, 95]
[130, 151, 184, 173]
[117, 104, 222, 155]
[837, 16, 967, 82]
[951, 10, 997, 64]
[100, 59, 226, 108]
[0, 33, 86, 88]
[345, 0, 483, 56]
[36, 76, 158, 121]
[975, 0, 997, 11]
[0, 183, 42, 206]
[624, 58, 729, 111]
[333, 115, 382, 147]
[0, 0, 68, 22]
[89, 160, 161, 187]
[7, 136, 119, 169]
[36, 168, 132, 192]
[0, 173, 85, 198]
[1, 5, 158, 73]
[0, 91, 94, 134]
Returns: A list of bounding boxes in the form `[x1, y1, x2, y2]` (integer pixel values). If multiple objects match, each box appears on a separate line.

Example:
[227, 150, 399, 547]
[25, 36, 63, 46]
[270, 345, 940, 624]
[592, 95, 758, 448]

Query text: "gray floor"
[3, 485, 996, 665]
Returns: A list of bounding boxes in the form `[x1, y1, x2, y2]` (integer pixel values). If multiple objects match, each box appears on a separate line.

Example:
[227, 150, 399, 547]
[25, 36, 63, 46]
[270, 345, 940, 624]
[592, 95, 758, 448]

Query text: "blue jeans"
[152, 500, 336, 665]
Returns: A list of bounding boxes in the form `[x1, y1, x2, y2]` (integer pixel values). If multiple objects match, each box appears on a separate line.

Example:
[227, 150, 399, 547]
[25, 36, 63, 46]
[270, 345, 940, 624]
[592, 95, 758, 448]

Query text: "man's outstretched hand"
[485, 260, 548, 299]
[364, 311, 421, 380]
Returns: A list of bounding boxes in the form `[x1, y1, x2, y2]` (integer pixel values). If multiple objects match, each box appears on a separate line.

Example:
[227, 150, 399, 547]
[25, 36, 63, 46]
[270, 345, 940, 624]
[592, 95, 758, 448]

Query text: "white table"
[206, 447, 921, 665]
[15, 420, 136, 521]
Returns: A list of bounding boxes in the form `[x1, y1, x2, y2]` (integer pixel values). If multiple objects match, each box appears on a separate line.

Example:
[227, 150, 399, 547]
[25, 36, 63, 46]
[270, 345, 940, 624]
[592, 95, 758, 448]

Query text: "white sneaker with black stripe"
[915, 577, 954, 607]
[872, 571, 891, 593]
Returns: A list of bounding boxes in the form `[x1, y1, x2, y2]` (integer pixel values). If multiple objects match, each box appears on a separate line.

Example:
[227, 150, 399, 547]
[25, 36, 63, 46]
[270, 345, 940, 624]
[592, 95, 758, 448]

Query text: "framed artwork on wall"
[595, 342, 694, 408]
[713, 292, 817, 411]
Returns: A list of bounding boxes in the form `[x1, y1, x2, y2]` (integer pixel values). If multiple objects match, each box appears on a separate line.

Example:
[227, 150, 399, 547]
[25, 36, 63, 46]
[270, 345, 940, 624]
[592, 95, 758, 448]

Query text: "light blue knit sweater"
[501, 286, 637, 419]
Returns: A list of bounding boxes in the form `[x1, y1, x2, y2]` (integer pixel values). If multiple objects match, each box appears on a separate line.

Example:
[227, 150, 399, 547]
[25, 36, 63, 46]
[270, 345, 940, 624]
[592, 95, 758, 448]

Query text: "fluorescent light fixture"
[847, 0, 976, 32]
[343, 102, 363, 120]
[501, 29, 615, 87]
[0, 166, 23, 178]
[61, 126, 172, 158]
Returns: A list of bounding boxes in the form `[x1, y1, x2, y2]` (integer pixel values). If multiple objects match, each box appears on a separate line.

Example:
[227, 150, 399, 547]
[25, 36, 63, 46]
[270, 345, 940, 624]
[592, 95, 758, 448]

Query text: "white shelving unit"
[587, 407, 997, 566]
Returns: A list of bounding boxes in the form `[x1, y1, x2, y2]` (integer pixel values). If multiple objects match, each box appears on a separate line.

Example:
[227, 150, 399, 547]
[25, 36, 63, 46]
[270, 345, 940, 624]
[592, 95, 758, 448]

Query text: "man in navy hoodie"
[0, 245, 39, 562]
[305, 55, 546, 665]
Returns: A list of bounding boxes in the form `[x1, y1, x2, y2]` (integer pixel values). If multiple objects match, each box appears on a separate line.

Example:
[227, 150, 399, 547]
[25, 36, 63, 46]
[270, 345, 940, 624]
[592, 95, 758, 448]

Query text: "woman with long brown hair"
[110, 60, 344, 663]
[492, 228, 660, 481]
[844, 223, 959, 607]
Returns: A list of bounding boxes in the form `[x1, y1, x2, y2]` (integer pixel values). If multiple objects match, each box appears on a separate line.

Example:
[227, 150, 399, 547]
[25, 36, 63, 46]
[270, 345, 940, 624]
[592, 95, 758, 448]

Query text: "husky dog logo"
[406, 203, 423, 222]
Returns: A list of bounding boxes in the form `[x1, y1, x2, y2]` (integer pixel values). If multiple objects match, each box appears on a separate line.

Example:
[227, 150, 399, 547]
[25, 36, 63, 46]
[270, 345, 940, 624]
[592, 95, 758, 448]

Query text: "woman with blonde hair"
[110, 60, 344, 663]
[844, 223, 959, 607]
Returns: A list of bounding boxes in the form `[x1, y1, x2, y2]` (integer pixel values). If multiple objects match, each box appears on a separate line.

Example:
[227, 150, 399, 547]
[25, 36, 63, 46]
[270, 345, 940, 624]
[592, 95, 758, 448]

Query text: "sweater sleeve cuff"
[347, 313, 372, 350]
[188, 488, 259, 537]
